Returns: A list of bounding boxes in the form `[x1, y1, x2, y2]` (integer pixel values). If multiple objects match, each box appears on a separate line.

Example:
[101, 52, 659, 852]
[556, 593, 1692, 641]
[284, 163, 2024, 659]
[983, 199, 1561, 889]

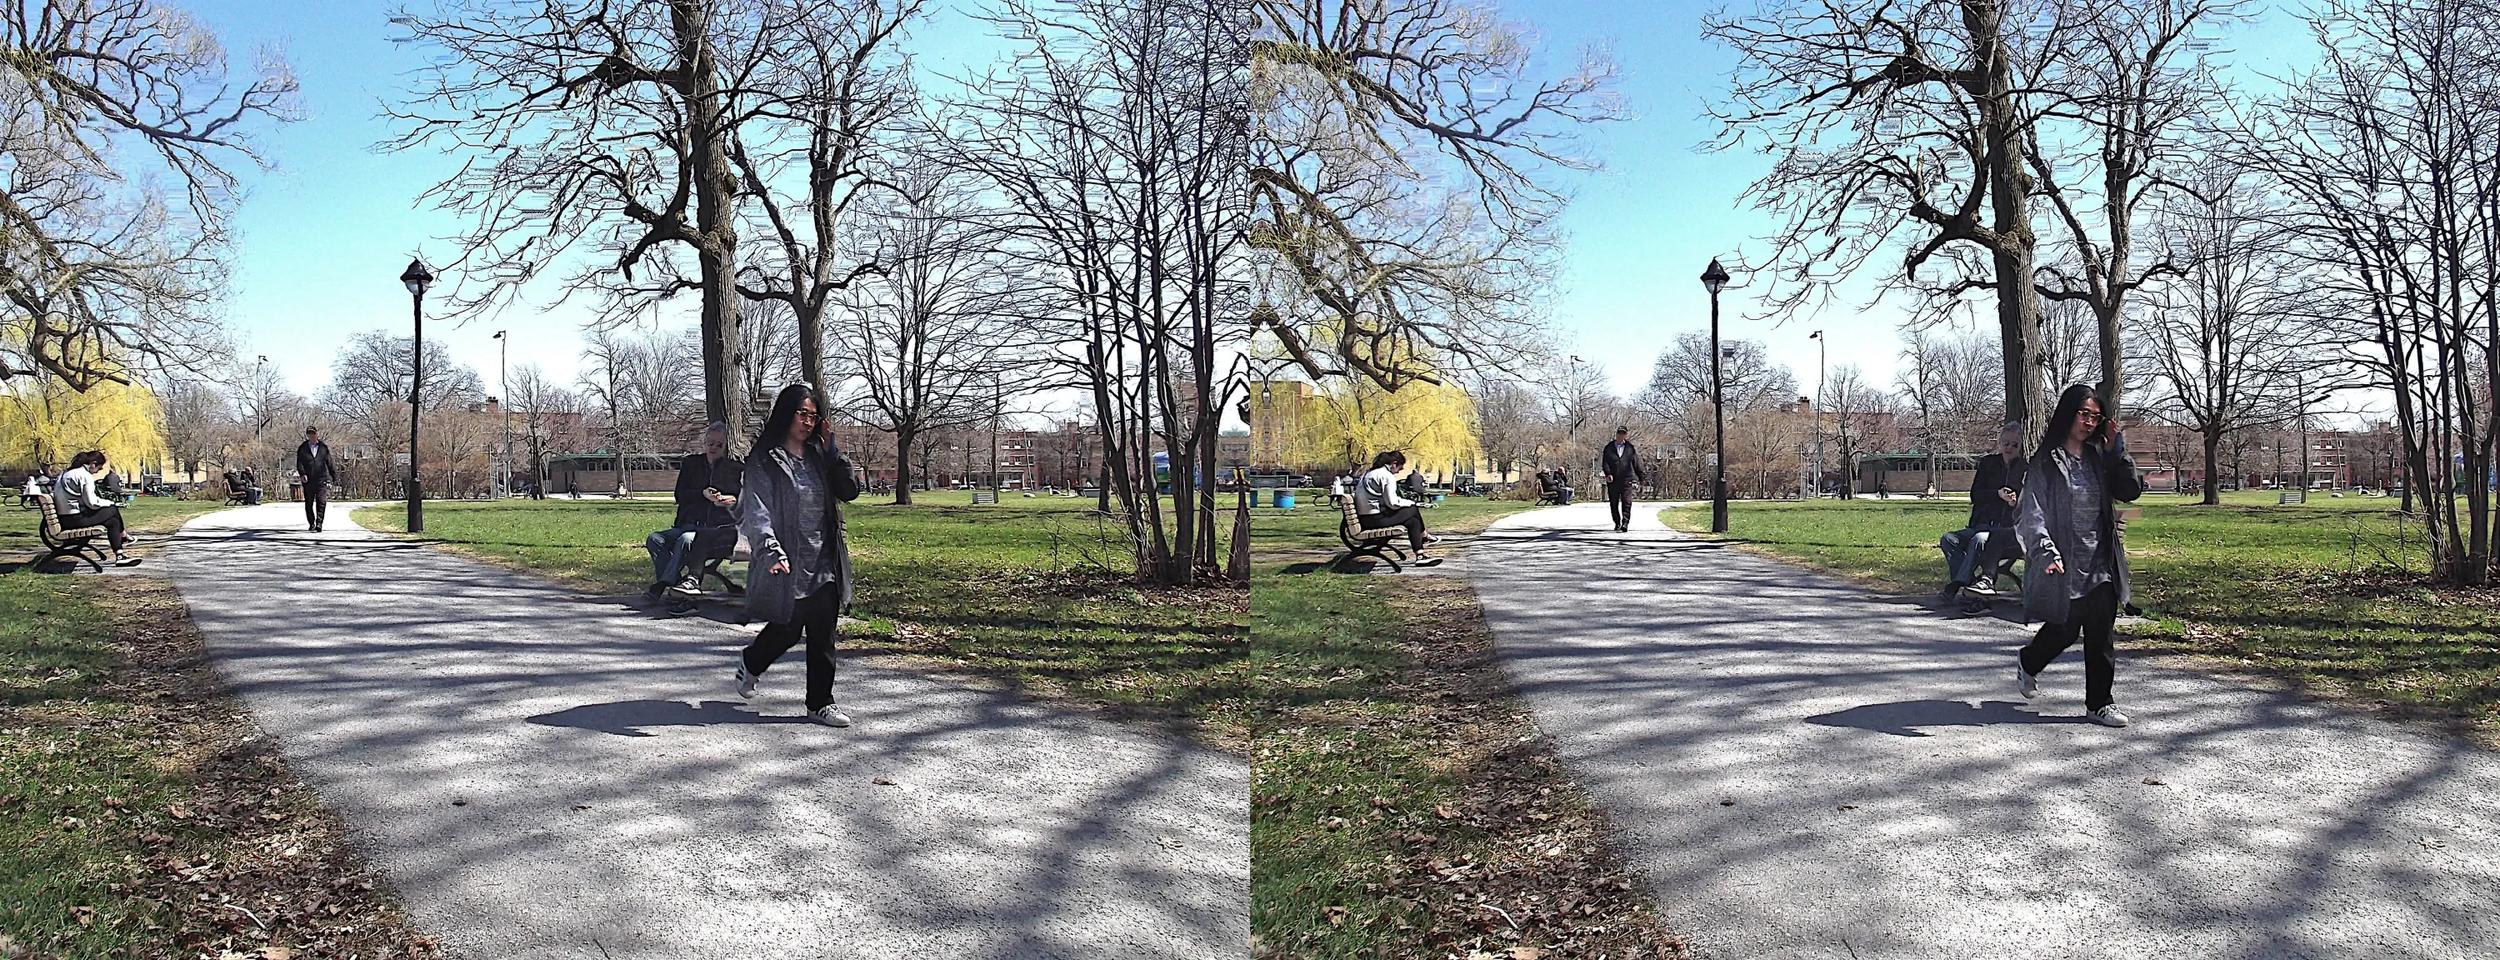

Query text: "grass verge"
[357, 491, 1249, 749]
[1250, 496, 1685, 959]
[2, 500, 441, 958]
[1664, 493, 2500, 738]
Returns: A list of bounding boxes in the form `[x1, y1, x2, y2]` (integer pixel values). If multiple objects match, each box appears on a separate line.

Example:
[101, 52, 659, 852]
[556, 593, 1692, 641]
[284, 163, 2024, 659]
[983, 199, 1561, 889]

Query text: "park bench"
[1332, 495, 1409, 573]
[971, 489, 999, 505]
[34, 495, 111, 573]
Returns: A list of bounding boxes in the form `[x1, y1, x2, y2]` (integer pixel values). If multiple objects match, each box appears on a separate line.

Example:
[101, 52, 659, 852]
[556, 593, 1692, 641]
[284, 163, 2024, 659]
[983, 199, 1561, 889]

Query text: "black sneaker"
[1414, 556, 1444, 568]
[667, 576, 703, 598]
[112, 555, 142, 567]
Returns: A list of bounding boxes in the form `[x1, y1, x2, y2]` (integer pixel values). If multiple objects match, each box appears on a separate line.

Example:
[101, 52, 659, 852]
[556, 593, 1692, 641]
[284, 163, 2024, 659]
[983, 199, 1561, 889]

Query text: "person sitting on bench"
[645, 421, 744, 612]
[1941, 420, 2027, 602]
[56, 450, 140, 567]
[1355, 450, 1441, 568]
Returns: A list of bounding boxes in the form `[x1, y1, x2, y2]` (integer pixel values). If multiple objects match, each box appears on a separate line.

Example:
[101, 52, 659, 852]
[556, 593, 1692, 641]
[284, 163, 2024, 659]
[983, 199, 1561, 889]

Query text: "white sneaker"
[2088, 705, 2131, 728]
[734, 666, 758, 700]
[810, 706, 852, 728]
[2015, 663, 2038, 700]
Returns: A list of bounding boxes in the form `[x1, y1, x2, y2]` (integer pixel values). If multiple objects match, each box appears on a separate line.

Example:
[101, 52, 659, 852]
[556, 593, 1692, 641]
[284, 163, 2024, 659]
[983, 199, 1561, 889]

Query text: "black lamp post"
[400, 258, 433, 533]
[1702, 258, 1731, 533]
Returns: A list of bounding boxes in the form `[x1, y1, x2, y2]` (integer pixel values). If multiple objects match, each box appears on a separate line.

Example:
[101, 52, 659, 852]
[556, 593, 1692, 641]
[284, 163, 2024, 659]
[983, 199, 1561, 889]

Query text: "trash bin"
[1275, 491, 1296, 510]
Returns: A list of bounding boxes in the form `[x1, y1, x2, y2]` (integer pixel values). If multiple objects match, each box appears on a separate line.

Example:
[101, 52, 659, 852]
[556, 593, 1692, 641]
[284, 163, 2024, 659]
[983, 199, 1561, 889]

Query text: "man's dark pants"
[2020, 582, 2120, 710]
[1606, 480, 1635, 530]
[60, 506, 127, 550]
[743, 589, 839, 711]
[303, 482, 329, 530]
[1358, 505, 1427, 550]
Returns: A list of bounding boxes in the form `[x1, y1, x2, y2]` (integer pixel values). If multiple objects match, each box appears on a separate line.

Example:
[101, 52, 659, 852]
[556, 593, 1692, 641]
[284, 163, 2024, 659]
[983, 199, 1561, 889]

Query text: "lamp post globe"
[400, 258, 433, 533]
[1701, 258, 1732, 533]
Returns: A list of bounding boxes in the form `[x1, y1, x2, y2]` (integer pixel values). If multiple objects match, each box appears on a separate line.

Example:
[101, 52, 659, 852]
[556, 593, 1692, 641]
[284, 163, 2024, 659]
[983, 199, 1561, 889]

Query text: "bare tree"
[0, 0, 296, 389]
[155, 377, 235, 483]
[321, 332, 480, 495]
[1644, 333, 1799, 416]
[1823, 363, 1892, 498]
[2237, 0, 2497, 583]
[2024, 0, 2241, 415]
[1250, 0, 1619, 387]
[389, 0, 795, 440]
[730, 0, 926, 395]
[834, 173, 1039, 503]
[508, 362, 587, 498]
[2138, 170, 2314, 505]
[1708, 0, 2096, 437]
[935, 0, 1245, 584]
[577, 328, 635, 495]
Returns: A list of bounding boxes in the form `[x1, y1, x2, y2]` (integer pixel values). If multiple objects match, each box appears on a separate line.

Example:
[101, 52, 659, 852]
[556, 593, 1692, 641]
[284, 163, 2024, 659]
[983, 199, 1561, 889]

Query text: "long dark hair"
[755, 382, 820, 455]
[2039, 383, 2108, 455]
[1370, 450, 1403, 470]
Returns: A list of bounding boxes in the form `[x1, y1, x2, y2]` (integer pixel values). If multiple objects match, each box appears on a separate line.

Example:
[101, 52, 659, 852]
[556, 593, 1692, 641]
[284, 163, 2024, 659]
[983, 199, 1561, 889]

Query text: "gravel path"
[163, 502, 1246, 960]
[1465, 501, 2500, 960]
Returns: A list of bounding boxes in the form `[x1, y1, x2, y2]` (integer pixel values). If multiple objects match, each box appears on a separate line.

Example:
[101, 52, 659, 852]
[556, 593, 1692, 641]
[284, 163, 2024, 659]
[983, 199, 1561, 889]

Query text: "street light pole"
[494, 330, 510, 498]
[1810, 329, 1825, 497]
[400, 259, 434, 533]
[1703, 259, 1731, 533]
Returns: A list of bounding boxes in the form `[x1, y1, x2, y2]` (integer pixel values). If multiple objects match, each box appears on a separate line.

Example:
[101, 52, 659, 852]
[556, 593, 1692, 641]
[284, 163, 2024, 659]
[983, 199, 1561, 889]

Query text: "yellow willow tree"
[1291, 375, 1480, 479]
[0, 371, 166, 471]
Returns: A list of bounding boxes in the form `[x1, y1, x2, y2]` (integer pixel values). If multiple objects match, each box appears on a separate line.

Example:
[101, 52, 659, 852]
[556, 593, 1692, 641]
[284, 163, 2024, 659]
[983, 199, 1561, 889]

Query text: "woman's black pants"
[742, 588, 839, 711]
[2020, 582, 2119, 710]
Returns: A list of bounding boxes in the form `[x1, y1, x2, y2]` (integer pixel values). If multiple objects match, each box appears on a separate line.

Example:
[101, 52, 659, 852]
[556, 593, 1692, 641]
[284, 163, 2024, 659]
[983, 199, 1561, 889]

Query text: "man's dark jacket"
[1599, 440, 1646, 485]
[296, 440, 338, 488]
[1967, 453, 2025, 528]
[674, 453, 745, 529]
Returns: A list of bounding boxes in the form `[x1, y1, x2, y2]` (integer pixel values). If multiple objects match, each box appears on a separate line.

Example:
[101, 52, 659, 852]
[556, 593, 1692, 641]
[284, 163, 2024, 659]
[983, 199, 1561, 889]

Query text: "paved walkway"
[161, 503, 1245, 960]
[1464, 501, 2500, 960]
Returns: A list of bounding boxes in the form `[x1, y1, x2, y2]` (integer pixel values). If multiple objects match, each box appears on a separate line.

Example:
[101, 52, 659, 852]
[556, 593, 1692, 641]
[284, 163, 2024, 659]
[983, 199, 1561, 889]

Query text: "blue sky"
[189, 0, 1007, 401]
[1503, 0, 2324, 402]
[193, 0, 2332, 416]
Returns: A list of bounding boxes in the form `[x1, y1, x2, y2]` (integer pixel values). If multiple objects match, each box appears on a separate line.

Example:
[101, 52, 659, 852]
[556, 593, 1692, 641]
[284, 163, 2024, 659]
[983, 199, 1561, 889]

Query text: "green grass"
[1249, 495, 1680, 958]
[3, 497, 435, 957]
[0, 569, 189, 954]
[356, 490, 1249, 745]
[1665, 491, 2500, 733]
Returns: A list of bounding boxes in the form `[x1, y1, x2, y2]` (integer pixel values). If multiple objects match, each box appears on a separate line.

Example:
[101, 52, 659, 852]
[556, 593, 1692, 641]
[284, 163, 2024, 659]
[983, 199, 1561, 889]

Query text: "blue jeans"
[1940, 526, 2011, 586]
[646, 525, 699, 585]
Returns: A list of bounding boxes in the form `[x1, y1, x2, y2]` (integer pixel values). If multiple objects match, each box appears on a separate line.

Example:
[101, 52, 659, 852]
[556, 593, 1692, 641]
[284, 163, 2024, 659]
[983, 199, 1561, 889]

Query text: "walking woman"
[733, 383, 863, 727]
[2013, 384, 2144, 727]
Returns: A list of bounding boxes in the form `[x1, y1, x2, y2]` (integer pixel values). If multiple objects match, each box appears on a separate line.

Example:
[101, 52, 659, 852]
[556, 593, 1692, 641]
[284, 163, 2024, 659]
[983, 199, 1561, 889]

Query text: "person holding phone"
[1939, 420, 2028, 604]
[733, 384, 863, 727]
[644, 422, 743, 610]
[2013, 385, 2144, 727]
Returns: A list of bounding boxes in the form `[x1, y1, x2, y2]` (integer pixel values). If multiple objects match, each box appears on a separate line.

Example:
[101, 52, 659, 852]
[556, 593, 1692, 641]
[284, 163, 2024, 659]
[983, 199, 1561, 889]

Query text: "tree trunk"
[1970, 0, 2045, 441]
[892, 424, 917, 505]
[2201, 429, 2221, 506]
[675, 0, 745, 451]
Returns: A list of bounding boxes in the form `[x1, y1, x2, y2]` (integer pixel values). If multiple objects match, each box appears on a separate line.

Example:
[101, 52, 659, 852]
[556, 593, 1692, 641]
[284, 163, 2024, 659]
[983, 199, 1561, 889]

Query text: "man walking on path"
[1599, 426, 1645, 533]
[296, 426, 339, 532]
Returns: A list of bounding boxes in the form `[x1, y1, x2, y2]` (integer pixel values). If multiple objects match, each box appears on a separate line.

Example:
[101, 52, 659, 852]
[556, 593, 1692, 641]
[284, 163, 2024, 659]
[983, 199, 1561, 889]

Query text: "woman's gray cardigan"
[737, 443, 862, 625]
[2013, 437, 2144, 625]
